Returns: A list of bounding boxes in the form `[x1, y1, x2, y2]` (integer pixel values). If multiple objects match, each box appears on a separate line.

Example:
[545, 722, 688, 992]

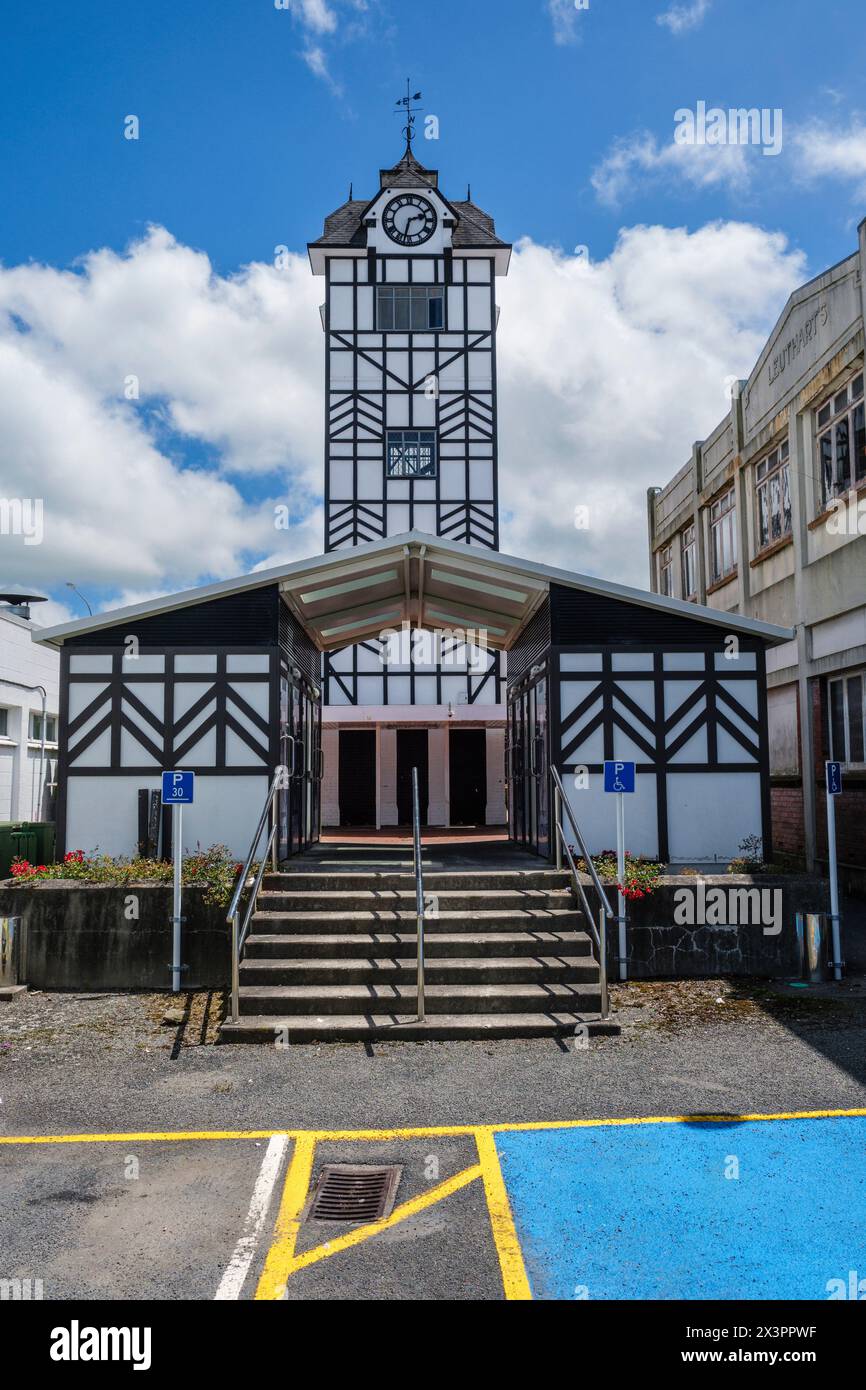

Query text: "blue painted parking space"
[495, 1115, 866, 1300]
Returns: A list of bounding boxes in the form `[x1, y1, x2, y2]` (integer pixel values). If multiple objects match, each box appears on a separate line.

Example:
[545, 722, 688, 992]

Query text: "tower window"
[376, 286, 445, 331]
[386, 430, 437, 479]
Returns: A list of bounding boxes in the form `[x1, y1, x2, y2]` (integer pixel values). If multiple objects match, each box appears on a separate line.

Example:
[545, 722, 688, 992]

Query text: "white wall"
[485, 727, 506, 824]
[321, 727, 340, 826]
[428, 726, 447, 824]
[0, 611, 60, 822]
[65, 774, 270, 860]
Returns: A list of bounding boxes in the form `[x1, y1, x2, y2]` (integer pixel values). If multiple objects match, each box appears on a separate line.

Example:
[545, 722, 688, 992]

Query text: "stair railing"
[412, 766, 426, 1022]
[227, 768, 284, 1025]
[550, 765, 613, 1020]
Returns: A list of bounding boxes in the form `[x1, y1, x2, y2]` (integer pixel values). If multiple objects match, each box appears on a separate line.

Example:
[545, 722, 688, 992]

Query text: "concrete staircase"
[220, 863, 618, 1043]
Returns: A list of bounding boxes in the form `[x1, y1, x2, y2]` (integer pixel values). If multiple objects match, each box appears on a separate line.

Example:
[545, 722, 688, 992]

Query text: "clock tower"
[308, 120, 512, 828]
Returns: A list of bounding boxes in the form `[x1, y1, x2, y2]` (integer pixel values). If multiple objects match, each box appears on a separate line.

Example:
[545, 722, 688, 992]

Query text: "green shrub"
[9, 844, 247, 908]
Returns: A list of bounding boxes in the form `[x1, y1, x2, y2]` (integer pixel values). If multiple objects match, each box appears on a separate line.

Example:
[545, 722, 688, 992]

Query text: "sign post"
[825, 761, 843, 982]
[161, 771, 195, 992]
[604, 761, 636, 983]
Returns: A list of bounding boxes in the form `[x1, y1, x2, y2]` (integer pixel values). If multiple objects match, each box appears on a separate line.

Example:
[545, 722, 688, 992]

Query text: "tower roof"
[378, 142, 439, 190]
[309, 141, 509, 254]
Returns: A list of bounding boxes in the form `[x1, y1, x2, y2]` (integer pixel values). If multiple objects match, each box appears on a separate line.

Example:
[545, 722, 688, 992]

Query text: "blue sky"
[2, 0, 863, 271]
[1, 0, 864, 617]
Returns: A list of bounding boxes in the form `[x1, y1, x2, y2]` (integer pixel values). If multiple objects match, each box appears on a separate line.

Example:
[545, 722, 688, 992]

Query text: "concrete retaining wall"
[0, 882, 228, 991]
[605, 874, 829, 979]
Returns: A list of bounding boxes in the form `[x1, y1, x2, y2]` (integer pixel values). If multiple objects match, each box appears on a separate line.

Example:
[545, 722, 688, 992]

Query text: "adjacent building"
[0, 595, 60, 823]
[648, 219, 866, 892]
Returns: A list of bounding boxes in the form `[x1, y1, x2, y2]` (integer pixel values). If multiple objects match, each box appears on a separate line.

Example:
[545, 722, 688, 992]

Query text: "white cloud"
[0, 228, 324, 603]
[292, 0, 372, 87]
[547, 0, 583, 46]
[0, 220, 807, 608]
[591, 129, 751, 206]
[791, 117, 866, 198]
[301, 45, 341, 94]
[495, 224, 806, 580]
[297, 0, 338, 35]
[656, 0, 712, 34]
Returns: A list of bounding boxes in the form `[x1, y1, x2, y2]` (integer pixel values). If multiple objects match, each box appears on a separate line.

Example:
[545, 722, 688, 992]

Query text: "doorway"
[506, 666, 550, 858]
[396, 729, 428, 825]
[449, 729, 487, 825]
[278, 670, 322, 860]
[339, 730, 377, 826]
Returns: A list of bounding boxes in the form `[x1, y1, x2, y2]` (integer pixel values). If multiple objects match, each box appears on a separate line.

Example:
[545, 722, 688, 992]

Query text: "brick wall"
[770, 782, 805, 858]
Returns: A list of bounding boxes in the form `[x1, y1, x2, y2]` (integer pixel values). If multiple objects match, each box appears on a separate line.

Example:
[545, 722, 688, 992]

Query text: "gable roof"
[33, 531, 794, 653]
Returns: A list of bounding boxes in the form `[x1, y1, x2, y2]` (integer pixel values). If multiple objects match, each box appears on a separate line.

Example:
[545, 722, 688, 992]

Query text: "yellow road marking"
[475, 1128, 532, 1300]
[284, 1163, 483, 1282]
[2, 1108, 865, 1146]
[255, 1134, 316, 1301]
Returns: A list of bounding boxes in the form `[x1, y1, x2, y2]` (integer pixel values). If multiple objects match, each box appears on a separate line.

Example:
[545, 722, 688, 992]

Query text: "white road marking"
[214, 1134, 290, 1300]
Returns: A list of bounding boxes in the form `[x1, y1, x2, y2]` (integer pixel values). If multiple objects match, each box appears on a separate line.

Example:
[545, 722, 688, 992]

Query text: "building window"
[658, 545, 673, 597]
[376, 285, 445, 332]
[816, 372, 865, 508]
[755, 439, 792, 550]
[681, 525, 697, 598]
[386, 430, 437, 479]
[829, 672, 865, 766]
[0, 708, 8, 738]
[710, 489, 737, 582]
[29, 712, 58, 743]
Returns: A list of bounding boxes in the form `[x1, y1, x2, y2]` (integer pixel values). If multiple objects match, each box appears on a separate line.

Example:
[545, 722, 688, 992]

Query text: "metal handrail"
[550, 765, 613, 1020]
[411, 766, 425, 1022]
[227, 768, 283, 1024]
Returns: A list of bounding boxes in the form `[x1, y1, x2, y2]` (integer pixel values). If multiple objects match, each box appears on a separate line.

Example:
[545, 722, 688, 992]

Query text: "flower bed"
[576, 850, 664, 902]
[8, 844, 246, 908]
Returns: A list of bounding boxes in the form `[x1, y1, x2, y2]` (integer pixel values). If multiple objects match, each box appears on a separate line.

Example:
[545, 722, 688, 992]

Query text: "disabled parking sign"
[604, 761, 635, 794]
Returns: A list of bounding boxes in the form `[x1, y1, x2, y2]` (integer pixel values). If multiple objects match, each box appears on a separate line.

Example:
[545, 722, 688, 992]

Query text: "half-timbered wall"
[56, 586, 315, 859]
[325, 252, 498, 550]
[510, 584, 773, 863]
[322, 241, 504, 708]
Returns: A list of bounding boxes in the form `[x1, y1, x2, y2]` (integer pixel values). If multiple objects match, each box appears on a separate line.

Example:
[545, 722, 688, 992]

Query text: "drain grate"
[307, 1164, 402, 1223]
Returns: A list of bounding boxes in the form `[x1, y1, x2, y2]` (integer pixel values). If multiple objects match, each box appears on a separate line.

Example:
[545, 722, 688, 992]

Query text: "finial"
[395, 78, 423, 151]
[349, 182, 353, 200]
[467, 183, 471, 201]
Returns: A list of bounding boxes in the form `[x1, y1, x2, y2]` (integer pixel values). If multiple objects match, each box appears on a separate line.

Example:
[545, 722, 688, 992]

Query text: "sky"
[1, 0, 864, 624]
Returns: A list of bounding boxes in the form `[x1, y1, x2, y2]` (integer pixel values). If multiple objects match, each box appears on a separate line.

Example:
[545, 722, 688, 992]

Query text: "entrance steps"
[220, 867, 618, 1043]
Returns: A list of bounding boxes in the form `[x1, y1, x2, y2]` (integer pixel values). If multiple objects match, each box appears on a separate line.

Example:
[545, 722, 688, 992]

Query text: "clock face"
[382, 194, 437, 247]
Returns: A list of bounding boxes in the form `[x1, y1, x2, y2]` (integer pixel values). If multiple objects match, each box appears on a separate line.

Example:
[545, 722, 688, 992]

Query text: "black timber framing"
[55, 585, 320, 858]
[509, 584, 774, 863]
[324, 252, 500, 552]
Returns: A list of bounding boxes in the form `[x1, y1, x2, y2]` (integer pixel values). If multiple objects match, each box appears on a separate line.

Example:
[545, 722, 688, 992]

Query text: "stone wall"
[603, 874, 829, 980]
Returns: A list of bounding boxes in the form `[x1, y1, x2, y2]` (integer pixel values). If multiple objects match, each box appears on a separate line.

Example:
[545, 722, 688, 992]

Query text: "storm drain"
[307, 1164, 402, 1223]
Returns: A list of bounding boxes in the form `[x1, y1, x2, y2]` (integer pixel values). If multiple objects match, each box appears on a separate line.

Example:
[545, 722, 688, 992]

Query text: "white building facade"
[0, 599, 60, 823]
[648, 219, 866, 891]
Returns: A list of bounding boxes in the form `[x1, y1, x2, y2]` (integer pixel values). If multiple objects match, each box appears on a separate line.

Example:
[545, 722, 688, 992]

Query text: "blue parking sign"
[162, 770, 195, 805]
[826, 762, 843, 796]
[604, 761, 636, 794]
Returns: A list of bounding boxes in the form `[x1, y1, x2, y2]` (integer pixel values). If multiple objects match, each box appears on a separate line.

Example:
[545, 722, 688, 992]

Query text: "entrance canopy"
[34, 530, 794, 652]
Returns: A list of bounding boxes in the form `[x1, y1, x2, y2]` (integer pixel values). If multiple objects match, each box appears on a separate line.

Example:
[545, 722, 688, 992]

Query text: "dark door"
[507, 665, 550, 858]
[397, 729, 428, 826]
[339, 730, 376, 826]
[278, 671, 322, 860]
[449, 729, 487, 825]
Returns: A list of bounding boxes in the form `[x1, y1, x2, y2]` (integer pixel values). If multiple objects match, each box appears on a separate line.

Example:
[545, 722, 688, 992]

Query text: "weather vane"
[395, 79, 423, 148]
